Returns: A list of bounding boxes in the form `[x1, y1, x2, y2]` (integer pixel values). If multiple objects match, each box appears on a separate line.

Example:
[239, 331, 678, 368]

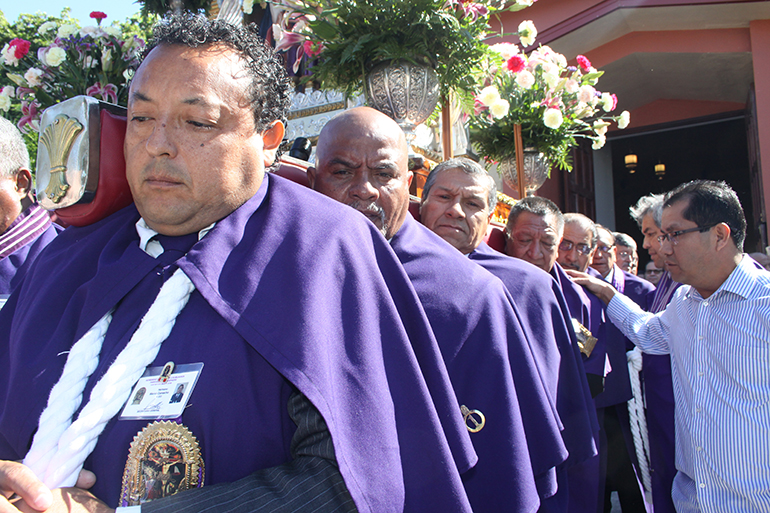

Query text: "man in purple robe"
[505, 197, 605, 513]
[629, 193, 680, 513]
[591, 225, 654, 513]
[0, 117, 60, 295]
[308, 107, 558, 513]
[416, 159, 598, 512]
[0, 15, 473, 513]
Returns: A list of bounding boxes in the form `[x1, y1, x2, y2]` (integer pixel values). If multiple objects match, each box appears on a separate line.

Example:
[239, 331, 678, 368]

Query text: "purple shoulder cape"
[0, 174, 472, 513]
[470, 243, 598, 468]
[393, 215, 559, 510]
[0, 204, 60, 294]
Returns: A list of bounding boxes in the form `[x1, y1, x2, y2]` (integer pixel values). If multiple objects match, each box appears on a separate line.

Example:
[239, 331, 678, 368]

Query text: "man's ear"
[406, 170, 413, 187]
[261, 121, 285, 167]
[713, 222, 733, 251]
[306, 166, 317, 189]
[15, 168, 32, 198]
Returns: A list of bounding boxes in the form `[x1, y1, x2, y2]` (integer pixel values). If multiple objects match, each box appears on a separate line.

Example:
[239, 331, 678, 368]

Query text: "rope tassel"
[24, 268, 196, 489]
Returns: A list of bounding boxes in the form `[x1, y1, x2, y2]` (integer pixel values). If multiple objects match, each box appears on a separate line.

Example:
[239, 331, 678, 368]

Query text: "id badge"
[120, 363, 203, 420]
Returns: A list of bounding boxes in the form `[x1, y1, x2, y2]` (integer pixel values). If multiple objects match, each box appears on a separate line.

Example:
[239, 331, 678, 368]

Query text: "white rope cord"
[23, 268, 196, 489]
[627, 347, 652, 495]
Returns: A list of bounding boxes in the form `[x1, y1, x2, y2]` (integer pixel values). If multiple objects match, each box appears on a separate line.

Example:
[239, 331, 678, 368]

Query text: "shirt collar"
[685, 254, 756, 301]
[135, 218, 215, 258]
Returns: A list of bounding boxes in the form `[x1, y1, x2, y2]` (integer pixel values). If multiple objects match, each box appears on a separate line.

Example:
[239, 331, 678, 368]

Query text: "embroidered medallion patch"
[119, 421, 205, 507]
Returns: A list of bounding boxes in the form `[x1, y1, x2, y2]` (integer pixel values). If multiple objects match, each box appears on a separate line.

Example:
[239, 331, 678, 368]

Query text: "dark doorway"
[609, 114, 757, 269]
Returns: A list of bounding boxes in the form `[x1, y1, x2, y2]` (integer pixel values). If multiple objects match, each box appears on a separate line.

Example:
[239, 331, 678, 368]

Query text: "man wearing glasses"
[571, 180, 770, 513]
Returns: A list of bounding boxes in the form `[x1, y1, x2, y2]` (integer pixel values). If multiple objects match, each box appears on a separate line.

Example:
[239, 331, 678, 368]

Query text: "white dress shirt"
[606, 255, 770, 513]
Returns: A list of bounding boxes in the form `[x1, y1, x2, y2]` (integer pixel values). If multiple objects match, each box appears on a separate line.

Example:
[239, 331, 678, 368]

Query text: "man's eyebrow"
[328, 157, 360, 168]
[130, 91, 153, 103]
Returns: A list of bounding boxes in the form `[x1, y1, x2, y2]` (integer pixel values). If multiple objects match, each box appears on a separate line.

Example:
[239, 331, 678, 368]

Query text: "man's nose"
[145, 121, 178, 158]
[445, 200, 465, 219]
[350, 176, 378, 201]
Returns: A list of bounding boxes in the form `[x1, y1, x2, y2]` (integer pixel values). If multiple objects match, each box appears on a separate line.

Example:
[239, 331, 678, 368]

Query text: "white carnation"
[38, 21, 57, 34]
[0, 94, 11, 112]
[618, 110, 631, 129]
[24, 67, 44, 87]
[44, 47, 67, 67]
[543, 108, 563, 129]
[515, 70, 535, 89]
[518, 20, 537, 47]
[478, 86, 501, 107]
[489, 99, 510, 119]
[57, 24, 79, 38]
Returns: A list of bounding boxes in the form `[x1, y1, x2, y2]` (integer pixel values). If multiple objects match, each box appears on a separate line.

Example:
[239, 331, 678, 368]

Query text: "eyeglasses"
[596, 244, 615, 254]
[657, 224, 717, 246]
[618, 251, 633, 259]
[645, 269, 663, 275]
[559, 239, 592, 256]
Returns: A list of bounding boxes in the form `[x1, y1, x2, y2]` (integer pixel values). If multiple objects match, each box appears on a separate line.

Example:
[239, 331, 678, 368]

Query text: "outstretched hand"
[564, 269, 617, 304]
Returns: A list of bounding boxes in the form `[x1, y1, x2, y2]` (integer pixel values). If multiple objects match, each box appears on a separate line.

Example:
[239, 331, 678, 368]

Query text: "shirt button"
[698, 371, 704, 376]
[699, 483, 706, 489]
[698, 335, 704, 340]
[695, 407, 701, 413]
[696, 446, 703, 451]
[703, 301, 709, 306]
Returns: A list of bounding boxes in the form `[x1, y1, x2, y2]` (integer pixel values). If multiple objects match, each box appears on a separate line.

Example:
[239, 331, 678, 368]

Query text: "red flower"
[90, 11, 107, 20]
[9, 39, 31, 59]
[576, 54, 591, 72]
[506, 55, 526, 74]
[302, 40, 324, 58]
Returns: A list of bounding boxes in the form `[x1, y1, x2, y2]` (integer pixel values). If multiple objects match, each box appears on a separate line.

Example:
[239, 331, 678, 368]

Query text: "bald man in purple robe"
[309, 107, 559, 513]
[0, 15, 472, 513]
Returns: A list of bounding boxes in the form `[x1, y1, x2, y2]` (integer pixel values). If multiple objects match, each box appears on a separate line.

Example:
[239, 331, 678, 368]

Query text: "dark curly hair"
[664, 180, 747, 251]
[144, 13, 291, 134]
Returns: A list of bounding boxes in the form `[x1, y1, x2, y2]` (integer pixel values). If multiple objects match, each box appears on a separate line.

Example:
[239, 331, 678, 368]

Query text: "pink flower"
[302, 40, 324, 58]
[10, 39, 31, 60]
[473, 98, 486, 115]
[506, 55, 526, 74]
[18, 100, 39, 133]
[86, 82, 118, 104]
[576, 55, 592, 72]
[90, 11, 107, 19]
[459, 2, 488, 21]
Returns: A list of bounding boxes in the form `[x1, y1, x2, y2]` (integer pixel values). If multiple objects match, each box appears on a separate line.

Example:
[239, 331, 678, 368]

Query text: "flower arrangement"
[270, 0, 537, 99]
[0, 12, 147, 133]
[468, 31, 630, 172]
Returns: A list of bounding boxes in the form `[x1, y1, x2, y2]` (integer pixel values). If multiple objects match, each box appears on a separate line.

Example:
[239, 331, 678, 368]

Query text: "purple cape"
[0, 174, 472, 513]
[469, 245, 598, 512]
[643, 271, 680, 513]
[0, 204, 60, 295]
[394, 216, 562, 510]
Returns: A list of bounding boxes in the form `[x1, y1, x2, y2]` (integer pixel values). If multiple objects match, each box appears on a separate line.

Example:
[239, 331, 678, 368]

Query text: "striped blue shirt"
[607, 255, 770, 513]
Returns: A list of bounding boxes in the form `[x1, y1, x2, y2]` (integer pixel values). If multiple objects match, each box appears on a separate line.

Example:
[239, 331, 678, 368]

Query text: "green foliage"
[278, 0, 500, 99]
[137, 0, 211, 17]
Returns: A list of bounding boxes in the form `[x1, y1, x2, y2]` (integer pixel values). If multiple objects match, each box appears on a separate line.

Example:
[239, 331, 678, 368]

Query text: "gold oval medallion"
[119, 421, 204, 507]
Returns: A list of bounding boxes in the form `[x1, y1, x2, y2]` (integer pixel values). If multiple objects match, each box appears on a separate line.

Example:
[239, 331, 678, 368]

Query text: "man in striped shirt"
[0, 117, 59, 295]
[571, 180, 770, 513]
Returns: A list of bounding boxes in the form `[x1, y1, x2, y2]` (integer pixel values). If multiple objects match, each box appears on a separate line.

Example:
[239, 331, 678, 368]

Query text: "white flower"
[565, 79, 579, 94]
[518, 20, 537, 47]
[489, 43, 518, 61]
[489, 99, 510, 119]
[543, 71, 560, 89]
[24, 67, 44, 87]
[102, 48, 113, 71]
[6, 74, 25, 86]
[578, 85, 595, 104]
[1, 86, 14, 98]
[0, 94, 11, 112]
[1, 43, 20, 66]
[478, 86, 501, 107]
[44, 47, 67, 67]
[543, 108, 563, 129]
[243, 0, 254, 14]
[515, 0, 534, 5]
[618, 110, 631, 129]
[103, 26, 121, 38]
[593, 120, 610, 137]
[601, 92, 614, 112]
[515, 70, 535, 89]
[123, 68, 135, 82]
[38, 21, 57, 34]
[83, 56, 97, 69]
[592, 135, 606, 150]
[57, 24, 79, 38]
[80, 26, 99, 37]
